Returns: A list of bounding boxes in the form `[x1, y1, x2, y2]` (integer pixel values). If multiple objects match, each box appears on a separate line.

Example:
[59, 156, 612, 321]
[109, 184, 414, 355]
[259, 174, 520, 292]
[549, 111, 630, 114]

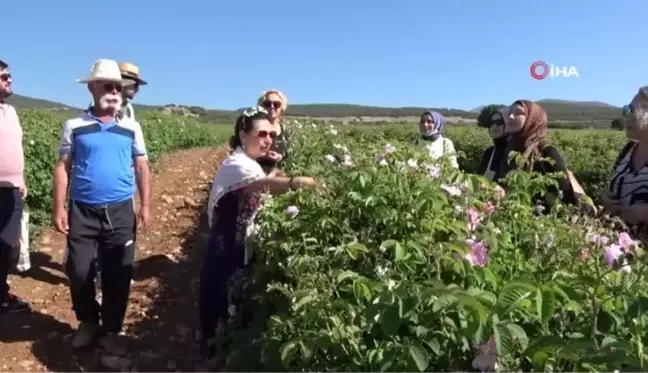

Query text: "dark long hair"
[229, 107, 271, 150]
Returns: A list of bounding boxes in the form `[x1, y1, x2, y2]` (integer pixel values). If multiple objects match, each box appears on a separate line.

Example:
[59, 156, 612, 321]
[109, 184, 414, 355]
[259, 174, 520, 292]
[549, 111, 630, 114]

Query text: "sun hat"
[119, 62, 148, 85]
[76, 59, 135, 86]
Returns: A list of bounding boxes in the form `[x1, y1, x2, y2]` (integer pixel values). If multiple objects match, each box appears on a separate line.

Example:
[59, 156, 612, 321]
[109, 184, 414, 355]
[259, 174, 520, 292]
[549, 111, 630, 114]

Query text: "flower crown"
[241, 105, 269, 118]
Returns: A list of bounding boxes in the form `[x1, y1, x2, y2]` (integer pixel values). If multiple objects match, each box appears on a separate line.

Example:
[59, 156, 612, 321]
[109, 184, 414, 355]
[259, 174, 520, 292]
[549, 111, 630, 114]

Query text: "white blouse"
[419, 137, 458, 168]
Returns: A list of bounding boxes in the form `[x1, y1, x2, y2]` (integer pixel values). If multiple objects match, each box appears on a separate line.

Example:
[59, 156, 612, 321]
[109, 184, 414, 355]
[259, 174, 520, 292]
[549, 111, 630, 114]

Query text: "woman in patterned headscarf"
[413, 110, 458, 168]
[495, 100, 579, 207]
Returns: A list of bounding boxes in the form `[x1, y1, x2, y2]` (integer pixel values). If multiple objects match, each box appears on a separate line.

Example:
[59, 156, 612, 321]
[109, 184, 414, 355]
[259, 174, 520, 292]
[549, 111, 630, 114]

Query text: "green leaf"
[496, 281, 537, 313]
[424, 338, 441, 356]
[380, 304, 401, 337]
[493, 321, 513, 356]
[482, 267, 499, 289]
[536, 286, 557, 325]
[292, 294, 316, 311]
[336, 270, 360, 284]
[408, 344, 430, 372]
[345, 242, 368, 259]
[432, 293, 457, 312]
[506, 323, 529, 350]
[380, 239, 407, 261]
[524, 335, 566, 357]
[280, 340, 299, 368]
[457, 293, 488, 324]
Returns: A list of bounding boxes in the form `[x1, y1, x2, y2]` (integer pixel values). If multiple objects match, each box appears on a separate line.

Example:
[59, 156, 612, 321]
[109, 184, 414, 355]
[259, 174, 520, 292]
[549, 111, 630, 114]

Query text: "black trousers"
[64, 199, 136, 333]
[0, 187, 23, 302]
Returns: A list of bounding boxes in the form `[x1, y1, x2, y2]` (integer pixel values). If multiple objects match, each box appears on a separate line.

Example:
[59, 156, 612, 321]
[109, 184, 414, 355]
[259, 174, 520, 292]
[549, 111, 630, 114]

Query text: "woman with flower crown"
[198, 106, 315, 368]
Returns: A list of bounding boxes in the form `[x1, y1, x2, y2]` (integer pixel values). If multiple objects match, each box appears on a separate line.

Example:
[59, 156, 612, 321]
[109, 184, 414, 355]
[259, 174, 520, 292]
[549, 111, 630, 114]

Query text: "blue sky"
[1, 0, 644, 111]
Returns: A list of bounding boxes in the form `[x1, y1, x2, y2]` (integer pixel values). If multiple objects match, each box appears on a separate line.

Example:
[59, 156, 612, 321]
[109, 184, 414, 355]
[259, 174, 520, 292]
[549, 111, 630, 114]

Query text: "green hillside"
[5, 94, 624, 122]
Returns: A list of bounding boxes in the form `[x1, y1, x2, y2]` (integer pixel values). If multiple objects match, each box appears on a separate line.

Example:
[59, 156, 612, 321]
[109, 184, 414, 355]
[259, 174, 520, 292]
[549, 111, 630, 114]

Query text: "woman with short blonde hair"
[256, 89, 290, 174]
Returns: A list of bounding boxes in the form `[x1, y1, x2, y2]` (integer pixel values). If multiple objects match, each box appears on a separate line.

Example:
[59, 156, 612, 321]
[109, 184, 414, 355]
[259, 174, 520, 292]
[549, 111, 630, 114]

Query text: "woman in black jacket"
[477, 107, 509, 181]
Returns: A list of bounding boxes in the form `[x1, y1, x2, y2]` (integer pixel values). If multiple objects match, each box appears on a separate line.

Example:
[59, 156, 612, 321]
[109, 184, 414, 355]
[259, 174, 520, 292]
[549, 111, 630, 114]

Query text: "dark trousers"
[64, 199, 136, 333]
[0, 187, 23, 302]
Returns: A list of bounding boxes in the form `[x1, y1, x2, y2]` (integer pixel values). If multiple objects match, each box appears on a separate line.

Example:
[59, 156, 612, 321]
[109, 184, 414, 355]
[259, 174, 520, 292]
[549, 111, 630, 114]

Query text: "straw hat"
[119, 62, 148, 85]
[76, 59, 135, 85]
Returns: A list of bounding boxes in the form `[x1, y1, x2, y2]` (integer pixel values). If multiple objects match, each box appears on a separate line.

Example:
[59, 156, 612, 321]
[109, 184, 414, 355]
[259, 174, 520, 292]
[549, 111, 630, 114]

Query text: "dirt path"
[0, 147, 227, 372]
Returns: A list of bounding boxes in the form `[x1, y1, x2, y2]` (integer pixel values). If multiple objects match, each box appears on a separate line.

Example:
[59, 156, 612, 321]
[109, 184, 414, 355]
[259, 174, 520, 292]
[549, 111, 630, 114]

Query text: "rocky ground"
[0, 147, 227, 372]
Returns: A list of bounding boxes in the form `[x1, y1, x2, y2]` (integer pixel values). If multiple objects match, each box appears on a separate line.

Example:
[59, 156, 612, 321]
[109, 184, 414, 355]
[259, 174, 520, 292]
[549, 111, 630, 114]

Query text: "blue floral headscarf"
[420, 110, 446, 141]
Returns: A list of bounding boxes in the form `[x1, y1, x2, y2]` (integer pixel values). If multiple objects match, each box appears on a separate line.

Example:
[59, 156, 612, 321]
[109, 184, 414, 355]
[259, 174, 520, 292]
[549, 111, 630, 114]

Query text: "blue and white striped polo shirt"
[58, 111, 148, 205]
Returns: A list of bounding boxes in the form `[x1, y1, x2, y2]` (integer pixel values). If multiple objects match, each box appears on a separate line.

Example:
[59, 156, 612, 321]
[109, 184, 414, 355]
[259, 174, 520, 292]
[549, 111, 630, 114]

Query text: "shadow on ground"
[23, 207, 209, 372]
[12, 252, 67, 286]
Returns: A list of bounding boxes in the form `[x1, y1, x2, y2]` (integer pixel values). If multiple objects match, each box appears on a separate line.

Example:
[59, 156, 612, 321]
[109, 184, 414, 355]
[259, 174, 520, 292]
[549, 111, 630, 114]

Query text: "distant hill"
[471, 99, 621, 121]
[6, 94, 79, 111]
[6, 94, 624, 122]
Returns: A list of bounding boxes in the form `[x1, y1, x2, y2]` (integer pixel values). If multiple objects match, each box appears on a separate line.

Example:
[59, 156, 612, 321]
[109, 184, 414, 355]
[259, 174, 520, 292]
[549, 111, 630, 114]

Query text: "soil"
[0, 147, 227, 372]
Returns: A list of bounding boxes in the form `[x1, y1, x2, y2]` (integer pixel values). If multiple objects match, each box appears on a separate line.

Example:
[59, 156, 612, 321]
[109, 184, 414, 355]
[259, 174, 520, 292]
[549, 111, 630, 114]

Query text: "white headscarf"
[207, 146, 266, 228]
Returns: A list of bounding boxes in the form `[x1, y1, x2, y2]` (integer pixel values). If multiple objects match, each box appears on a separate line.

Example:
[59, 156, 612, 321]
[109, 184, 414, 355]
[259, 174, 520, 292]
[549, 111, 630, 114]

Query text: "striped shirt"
[0, 103, 24, 187]
[609, 141, 648, 207]
[59, 111, 147, 205]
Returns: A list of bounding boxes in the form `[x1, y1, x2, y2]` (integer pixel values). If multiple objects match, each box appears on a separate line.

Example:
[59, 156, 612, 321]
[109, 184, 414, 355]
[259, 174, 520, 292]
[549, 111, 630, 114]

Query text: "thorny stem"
[590, 254, 602, 350]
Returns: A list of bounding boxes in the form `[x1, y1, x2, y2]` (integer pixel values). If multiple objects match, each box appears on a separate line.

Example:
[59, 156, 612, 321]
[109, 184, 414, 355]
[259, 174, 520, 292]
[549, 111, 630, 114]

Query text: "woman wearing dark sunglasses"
[200, 106, 315, 368]
[256, 89, 290, 174]
[604, 87, 648, 228]
[476, 106, 509, 180]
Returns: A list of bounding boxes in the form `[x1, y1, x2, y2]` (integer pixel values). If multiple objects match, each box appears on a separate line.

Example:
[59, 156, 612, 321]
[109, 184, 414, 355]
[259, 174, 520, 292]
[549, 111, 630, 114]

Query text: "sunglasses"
[103, 83, 122, 92]
[256, 130, 278, 139]
[491, 119, 505, 126]
[262, 100, 282, 110]
[0, 73, 11, 82]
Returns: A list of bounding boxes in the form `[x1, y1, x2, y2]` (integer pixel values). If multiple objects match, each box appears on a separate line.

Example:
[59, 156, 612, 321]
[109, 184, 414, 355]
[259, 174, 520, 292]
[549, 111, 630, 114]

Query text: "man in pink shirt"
[0, 59, 30, 314]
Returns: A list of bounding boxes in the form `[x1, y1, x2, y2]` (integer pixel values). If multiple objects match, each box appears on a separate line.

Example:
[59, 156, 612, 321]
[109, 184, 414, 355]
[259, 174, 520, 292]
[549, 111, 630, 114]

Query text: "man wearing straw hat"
[52, 58, 151, 355]
[118, 62, 147, 121]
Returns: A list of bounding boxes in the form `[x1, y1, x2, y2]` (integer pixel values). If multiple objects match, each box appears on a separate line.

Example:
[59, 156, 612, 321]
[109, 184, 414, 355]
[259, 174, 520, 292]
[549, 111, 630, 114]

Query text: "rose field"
[13, 111, 646, 372]
[222, 121, 646, 372]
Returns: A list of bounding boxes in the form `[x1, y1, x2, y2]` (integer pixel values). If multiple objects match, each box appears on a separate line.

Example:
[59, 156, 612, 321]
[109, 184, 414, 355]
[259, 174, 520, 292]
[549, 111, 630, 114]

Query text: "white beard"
[98, 93, 122, 111]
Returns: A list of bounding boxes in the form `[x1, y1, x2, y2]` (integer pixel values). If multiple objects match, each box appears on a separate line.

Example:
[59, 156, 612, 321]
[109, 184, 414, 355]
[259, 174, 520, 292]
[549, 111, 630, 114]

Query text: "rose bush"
[346, 124, 627, 199]
[220, 121, 648, 372]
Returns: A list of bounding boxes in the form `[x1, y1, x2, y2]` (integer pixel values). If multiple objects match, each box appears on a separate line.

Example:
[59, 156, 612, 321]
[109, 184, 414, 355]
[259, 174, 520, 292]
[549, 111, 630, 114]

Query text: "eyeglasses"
[256, 130, 278, 139]
[0, 74, 11, 82]
[262, 100, 282, 110]
[103, 83, 122, 92]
